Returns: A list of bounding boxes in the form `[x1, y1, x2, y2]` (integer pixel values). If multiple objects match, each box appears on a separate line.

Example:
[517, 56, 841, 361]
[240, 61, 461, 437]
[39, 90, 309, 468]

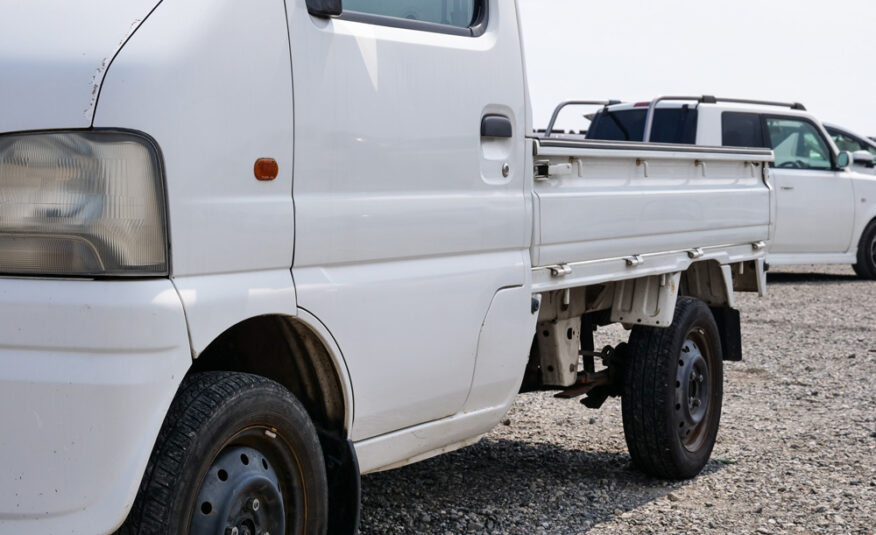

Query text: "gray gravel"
[359, 264, 875, 535]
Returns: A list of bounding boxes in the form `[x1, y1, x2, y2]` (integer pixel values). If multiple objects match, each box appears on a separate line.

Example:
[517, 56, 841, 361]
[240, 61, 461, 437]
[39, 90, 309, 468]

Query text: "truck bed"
[530, 134, 774, 292]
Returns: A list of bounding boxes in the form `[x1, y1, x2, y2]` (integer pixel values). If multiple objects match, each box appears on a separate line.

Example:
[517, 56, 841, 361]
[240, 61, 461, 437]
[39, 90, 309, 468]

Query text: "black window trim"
[338, 0, 489, 37]
[760, 113, 837, 171]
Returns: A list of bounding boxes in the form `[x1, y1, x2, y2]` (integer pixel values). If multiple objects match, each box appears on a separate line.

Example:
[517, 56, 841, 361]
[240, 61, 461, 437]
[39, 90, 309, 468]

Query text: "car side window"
[829, 131, 866, 152]
[722, 112, 765, 148]
[827, 129, 876, 158]
[765, 118, 832, 170]
[343, 0, 480, 28]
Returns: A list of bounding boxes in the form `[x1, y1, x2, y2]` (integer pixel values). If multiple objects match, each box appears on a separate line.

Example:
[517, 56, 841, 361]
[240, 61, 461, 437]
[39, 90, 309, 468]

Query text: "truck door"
[764, 116, 855, 254]
[287, 0, 529, 440]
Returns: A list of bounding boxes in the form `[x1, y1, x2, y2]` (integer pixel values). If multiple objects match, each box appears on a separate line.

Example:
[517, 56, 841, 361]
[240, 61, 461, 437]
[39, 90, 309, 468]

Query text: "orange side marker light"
[254, 158, 279, 181]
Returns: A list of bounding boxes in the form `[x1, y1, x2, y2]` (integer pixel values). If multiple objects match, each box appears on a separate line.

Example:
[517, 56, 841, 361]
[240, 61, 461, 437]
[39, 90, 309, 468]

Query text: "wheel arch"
[679, 259, 734, 307]
[188, 311, 353, 439]
[857, 213, 876, 244]
[850, 172, 876, 249]
[852, 214, 876, 278]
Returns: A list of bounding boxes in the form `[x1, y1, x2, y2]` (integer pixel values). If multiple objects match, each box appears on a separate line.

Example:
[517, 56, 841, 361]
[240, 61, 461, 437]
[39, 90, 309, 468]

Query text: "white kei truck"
[0, 2, 773, 534]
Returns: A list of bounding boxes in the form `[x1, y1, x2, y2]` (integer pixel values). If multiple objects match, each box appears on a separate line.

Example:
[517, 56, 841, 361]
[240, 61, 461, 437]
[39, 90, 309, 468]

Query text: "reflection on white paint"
[353, 26, 379, 91]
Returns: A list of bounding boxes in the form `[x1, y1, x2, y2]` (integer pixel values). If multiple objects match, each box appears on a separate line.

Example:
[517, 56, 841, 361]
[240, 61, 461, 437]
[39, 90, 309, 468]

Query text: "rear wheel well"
[188, 315, 348, 438]
[679, 260, 730, 306]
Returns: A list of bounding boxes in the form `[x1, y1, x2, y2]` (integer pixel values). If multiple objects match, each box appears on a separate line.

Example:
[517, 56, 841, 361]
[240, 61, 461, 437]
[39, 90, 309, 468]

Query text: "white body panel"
[94, 0, 296, 278]
[0, 279, 191, 534]
[0, 0, 158, 133]
[770, 169, 855, 254]
[93, 0, 300, 359]
[173, 270, 297, 356]
[287, 0, 531, 440]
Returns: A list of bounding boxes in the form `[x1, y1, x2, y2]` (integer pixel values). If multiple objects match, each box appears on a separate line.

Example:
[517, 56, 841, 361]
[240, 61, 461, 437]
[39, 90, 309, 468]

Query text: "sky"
[517, 0, 876, 136]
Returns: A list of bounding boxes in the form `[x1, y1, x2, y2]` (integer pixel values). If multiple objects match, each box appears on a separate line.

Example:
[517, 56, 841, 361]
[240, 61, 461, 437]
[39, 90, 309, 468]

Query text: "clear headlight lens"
[0, 131, 168, 276]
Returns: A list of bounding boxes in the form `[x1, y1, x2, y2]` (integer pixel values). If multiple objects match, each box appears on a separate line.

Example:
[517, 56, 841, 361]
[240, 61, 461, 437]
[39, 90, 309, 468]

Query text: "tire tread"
[116, 371, 326, 534]
[853, 220, 876, 280]
[622, 297, 721, 480]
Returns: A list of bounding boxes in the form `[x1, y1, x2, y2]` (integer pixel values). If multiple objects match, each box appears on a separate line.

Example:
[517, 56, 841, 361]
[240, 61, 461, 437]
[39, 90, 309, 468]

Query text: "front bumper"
[0, 278, 191, 534]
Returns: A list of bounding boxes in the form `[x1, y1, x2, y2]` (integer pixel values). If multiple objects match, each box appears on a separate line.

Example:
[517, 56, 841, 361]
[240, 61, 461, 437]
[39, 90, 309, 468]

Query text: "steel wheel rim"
[674, 328, 714, 452]
[189, 427, 303, 535]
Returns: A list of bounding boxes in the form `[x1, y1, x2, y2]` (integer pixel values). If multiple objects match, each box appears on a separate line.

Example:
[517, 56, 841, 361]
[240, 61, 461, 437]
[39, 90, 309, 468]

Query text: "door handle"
[481, 115, 513, 138]
[781, 186, 794, 191]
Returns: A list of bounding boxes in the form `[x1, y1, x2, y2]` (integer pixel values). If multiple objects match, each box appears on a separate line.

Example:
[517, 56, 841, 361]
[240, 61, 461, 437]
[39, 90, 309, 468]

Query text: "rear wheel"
[621, 297, 723, 479]
[853, 220, 876, 279]
[118, 371, 328, 534]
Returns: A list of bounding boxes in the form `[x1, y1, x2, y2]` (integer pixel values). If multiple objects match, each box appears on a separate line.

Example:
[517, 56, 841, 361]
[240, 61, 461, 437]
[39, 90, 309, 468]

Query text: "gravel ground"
[359, 264, 875, 535]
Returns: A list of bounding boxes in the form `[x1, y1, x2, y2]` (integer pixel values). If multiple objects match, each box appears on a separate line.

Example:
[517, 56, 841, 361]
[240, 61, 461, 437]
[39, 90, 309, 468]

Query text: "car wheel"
[118, 371, 328, 534]
[853, 220, 876, 279]
[621, 297, 723, 479]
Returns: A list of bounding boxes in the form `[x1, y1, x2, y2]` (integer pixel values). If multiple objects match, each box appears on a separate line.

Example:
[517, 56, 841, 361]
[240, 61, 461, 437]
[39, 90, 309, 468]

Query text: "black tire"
[853, 220, 876, 279]
[621, 297, 723, 479]
[118, 371, 328, 535]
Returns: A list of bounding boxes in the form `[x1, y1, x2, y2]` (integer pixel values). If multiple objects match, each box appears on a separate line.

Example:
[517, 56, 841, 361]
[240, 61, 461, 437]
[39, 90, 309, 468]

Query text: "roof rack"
[544, 100, 622, 137]
[642, 95, 807, 142]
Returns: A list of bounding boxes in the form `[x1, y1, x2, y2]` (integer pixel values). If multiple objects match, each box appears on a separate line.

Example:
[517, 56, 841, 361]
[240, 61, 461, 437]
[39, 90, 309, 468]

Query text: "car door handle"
[481, 115, 513, 138]
[781, 186, 794, 191]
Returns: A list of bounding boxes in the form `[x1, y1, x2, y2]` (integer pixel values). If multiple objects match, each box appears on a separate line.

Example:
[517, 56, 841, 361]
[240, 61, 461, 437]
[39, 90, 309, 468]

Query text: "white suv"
[584, 96, 876, 278]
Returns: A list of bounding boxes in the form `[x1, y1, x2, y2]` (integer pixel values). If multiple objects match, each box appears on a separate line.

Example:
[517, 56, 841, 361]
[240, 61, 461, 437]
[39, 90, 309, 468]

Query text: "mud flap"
[710, 306, 742, 361]
[319, 433, 361, 534]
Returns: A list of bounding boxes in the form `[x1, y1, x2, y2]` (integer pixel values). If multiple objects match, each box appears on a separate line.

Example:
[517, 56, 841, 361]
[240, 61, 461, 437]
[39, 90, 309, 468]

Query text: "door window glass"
[343, 0, 479, 28]
[765, 118, 832, 170]
[722, 112, 765, 148]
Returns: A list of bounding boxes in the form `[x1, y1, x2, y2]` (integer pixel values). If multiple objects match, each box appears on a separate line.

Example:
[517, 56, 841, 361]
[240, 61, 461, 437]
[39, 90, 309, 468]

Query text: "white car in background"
[824, 122, 876, 174]
[582, 97, 876, 278]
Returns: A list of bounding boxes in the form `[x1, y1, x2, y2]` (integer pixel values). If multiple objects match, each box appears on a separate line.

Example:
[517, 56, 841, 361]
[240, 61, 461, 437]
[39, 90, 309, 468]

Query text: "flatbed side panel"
[530, 242, 766, 293]
[532, 139, 772, 268]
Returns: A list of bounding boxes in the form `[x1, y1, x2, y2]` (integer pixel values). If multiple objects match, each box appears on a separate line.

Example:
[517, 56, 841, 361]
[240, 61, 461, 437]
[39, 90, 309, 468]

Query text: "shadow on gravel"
[767, 271, 860, 285]
[359, 437, 724, 534]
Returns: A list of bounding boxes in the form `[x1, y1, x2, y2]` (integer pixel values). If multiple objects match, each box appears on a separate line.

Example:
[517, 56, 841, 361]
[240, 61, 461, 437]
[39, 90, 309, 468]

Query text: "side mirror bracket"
[307, 0, 342, 17]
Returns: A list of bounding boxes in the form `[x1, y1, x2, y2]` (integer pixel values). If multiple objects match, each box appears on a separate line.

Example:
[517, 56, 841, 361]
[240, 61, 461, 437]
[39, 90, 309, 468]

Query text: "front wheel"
[853, 220, 876, 279]
[118, 372, 328, 534]
[621, 297, 723, 479]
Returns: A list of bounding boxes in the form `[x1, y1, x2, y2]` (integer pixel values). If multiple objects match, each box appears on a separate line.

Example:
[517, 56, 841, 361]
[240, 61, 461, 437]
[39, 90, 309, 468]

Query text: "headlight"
[0, 131, 168, 277]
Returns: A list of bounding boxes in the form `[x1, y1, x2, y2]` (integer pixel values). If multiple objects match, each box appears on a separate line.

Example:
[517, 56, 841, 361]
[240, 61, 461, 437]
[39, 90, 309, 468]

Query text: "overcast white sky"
[517, 0, 876, 136]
